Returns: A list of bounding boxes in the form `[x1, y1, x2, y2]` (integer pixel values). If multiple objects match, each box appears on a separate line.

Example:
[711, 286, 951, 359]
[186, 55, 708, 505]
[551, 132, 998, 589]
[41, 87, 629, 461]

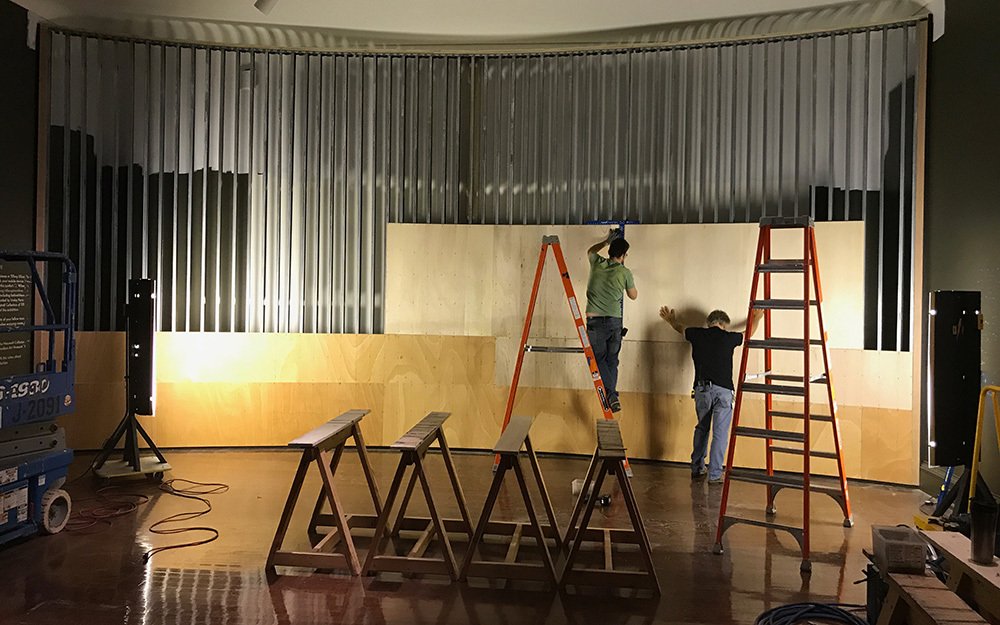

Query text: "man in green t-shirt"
[585, 230, 637, 412]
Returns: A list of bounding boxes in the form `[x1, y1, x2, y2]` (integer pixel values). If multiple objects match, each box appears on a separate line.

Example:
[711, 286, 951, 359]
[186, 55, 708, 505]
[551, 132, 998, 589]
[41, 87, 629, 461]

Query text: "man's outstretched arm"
[733, 309, 765, 335]
[659, 306, 686, 335]
[587, 228, 620, 257]
[587, 239, 608, 256]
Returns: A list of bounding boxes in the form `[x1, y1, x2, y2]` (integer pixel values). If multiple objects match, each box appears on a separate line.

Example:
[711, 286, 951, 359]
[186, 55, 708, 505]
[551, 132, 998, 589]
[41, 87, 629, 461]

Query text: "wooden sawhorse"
[560, 419, 659, 594]
[362, 411, 473, 580]
[922, 530, 1000, 624]
[460, 414, 561, 585]
[876, 572, 988, 625]
[265, 409, 382, 579]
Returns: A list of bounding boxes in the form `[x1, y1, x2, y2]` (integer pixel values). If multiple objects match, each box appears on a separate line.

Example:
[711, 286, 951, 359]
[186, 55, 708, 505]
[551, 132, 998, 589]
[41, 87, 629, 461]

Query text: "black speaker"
[127, 279, 155, 416]
[928, 290, 982, 466]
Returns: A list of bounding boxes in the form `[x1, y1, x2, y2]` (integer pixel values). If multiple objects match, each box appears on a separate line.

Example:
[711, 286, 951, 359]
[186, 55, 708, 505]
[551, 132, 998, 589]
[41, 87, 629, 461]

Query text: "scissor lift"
[0, 251, 77, 545]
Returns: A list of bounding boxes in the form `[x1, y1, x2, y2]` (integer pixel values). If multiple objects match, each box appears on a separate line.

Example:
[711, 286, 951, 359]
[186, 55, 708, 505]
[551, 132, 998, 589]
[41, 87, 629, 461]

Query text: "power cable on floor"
[65, 485, 152, 533]
[754, 602, 868, 625]
[143, 478, 229, 562]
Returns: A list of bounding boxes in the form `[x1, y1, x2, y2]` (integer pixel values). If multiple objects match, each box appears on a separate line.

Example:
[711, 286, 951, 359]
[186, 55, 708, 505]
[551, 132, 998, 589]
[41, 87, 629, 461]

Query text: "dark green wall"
[924, 1, 1000, 486]
[0, 0, 37, 251]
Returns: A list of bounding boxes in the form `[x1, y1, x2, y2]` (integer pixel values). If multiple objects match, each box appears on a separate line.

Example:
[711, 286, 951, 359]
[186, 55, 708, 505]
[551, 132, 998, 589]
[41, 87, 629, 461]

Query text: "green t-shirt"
[585, 253, 635, 318]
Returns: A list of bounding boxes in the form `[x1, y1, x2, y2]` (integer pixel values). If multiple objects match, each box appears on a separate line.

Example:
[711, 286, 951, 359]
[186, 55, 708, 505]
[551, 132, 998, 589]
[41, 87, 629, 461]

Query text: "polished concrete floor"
[0, 449, 925, 625]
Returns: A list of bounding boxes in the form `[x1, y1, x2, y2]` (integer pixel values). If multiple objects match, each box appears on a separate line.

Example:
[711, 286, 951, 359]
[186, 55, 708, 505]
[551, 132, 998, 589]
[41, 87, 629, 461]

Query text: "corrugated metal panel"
[43, 19, 923, 350]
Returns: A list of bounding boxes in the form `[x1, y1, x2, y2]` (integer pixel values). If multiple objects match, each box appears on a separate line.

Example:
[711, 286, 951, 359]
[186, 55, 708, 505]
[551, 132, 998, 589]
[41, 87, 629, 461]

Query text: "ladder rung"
[727, 468, 842, 494]
[758, 374, 829, 384]
[746, 338, 823, 351]
[721, 515, 804, 535]
[741, 382, 804, 397]
[523, 345, 585, 353]
[768, 410, 834, 423]
[751, 299, 820, 310]
[757, 260, 808, 273]
[770, 446, 839, 460]
[733, 427, 804, 443]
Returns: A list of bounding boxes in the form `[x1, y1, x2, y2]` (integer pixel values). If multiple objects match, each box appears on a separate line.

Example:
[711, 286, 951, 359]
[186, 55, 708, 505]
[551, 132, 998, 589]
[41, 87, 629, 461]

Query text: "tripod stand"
[92, 279, 170, 483]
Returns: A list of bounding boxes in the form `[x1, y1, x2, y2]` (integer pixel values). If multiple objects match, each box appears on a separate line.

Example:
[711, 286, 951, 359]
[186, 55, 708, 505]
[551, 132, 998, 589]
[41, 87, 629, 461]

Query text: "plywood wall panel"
[64, 214, 918, 491]
[384, 225, 495, 336]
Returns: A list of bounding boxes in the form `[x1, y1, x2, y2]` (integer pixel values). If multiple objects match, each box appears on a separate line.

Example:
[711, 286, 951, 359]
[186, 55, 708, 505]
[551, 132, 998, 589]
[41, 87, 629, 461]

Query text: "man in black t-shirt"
[660, 306, 763, 483]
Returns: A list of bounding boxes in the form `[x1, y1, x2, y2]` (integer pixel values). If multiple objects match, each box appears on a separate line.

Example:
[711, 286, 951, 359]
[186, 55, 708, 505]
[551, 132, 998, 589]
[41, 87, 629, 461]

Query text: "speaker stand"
[933, 464, 993, 519]
[92, 409, 170, 484]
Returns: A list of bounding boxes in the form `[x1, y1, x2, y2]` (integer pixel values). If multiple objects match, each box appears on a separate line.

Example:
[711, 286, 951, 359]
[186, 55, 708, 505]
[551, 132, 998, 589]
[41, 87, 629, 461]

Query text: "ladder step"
[523, 345, 585, 353]
[741, 382, 804, 397]
[746, 338, 823, 351]
[727, 468, 843, 495]
[733, 427, 804, 443]
[770, 446, 840, 460]
[757, 260, 808, 273]
[757, 374, 829, 384]
[721, 515, 804, 535]
[752, 299, 820, 310]
[768, 410, 834, 423]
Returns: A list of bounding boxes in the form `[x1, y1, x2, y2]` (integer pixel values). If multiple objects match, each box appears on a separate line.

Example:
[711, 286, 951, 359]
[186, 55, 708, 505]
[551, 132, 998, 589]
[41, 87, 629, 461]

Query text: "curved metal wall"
[42, 20, 923, 349]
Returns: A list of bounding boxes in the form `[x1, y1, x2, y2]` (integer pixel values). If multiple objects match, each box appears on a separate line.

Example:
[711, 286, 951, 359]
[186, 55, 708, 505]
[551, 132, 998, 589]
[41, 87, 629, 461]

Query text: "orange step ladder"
[497, 235, 631, 476]
[712, 216, 852, 572]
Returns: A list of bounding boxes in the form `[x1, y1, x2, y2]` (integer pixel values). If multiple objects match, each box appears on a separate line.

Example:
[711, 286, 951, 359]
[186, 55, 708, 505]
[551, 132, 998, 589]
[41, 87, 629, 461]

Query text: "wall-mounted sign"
[0, 263, 32, 378]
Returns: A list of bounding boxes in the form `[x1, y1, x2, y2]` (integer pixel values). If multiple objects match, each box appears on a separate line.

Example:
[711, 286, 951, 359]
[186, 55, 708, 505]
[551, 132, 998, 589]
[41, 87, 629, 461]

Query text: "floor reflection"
[0, 450, 924, 625]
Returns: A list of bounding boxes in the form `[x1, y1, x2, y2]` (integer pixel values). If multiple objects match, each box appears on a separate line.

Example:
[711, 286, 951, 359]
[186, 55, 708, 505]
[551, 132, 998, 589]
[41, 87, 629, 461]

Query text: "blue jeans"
[586, 316, 623, 400]
[691, 383, 734, 480]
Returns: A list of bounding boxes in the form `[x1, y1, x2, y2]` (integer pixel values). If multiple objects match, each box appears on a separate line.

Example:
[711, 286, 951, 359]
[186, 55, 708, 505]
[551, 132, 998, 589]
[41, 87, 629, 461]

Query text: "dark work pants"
[586, 316, 623, 399]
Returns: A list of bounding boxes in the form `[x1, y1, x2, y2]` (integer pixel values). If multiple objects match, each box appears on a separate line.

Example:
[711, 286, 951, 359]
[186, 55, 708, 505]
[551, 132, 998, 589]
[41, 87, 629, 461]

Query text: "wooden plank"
[287, 409, 370, 450]
[923, 530, 1000, 588]
[326, 514, 513, 538]
[560, 463, 611, 589]
[414, 452, 459, 580]
[603, 530, 613, 571]
[391, 465, 419, 537]
[525, 435, 562, 545]
[573, 527, 642, 545]
[564, 451, 600, 549]
[408, 522, 436, 558]
[512, 456, 557, 584]
[886, 573, 989, 625]
[505, 523, 523, 564]
[311, 529, 341, 553]
[616, 458, 659, 592]
[493, 415, 533, 454]
[459, 457, 509, 582]
[265, 451, 311, 575]
[351, 423, 383, 516]
[438, 430, 474, 536]
[390, 412, 450, 452]
[271, 550, 349, 570]
[561, 568, 661, 591]
[361, 458, 409, 576]
[464, 561, 554, 582]
[316, 448, 360, 575]
[596, 420, 626, 458]
[370, 555, 453, 576]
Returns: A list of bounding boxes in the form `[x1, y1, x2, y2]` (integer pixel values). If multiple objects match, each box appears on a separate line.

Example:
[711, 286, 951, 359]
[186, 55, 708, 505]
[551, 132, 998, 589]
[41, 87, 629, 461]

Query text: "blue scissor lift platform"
[0, 251, 77, 545]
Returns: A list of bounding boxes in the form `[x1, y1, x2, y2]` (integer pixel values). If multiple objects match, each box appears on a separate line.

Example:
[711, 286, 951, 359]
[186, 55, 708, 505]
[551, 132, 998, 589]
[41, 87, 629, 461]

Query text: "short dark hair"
[608, 238, 629, 259]
[707, 310, 730, 326]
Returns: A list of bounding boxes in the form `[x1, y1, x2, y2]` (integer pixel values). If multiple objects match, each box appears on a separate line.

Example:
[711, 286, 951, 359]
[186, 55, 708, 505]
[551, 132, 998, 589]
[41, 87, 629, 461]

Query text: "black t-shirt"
[684, 326, 744, 390]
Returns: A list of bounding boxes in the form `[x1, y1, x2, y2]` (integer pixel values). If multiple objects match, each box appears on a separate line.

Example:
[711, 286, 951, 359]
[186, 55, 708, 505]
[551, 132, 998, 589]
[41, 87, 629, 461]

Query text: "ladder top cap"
[542, 235, 560, 244]
[759, 216, 814, 228]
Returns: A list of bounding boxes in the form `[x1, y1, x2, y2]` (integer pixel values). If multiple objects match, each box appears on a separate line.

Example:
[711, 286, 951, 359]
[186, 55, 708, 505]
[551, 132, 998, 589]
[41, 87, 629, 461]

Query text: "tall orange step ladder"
[712, 216, 852, 573]
[496, 235, 631, 477]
